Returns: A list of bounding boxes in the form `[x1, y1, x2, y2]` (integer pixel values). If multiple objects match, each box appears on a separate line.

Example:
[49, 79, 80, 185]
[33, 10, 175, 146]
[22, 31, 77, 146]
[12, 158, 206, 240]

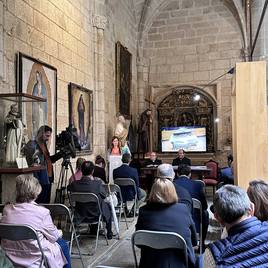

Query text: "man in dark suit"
[68, 161, 113, 239]
[113, 153, 146, 217]
[145, 152, 162, 167]
[157, 163, 193, 212]
[174, 164, 209, 249]
[172, 149, 191, 166]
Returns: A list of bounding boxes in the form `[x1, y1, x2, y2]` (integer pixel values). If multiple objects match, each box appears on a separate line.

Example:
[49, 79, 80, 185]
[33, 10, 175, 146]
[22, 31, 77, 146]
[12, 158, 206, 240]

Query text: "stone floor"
[71, 190, 222, 268]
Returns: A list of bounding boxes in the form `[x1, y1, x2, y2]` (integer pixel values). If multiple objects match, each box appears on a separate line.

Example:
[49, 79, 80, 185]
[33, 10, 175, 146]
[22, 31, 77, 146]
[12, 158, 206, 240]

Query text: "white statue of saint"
[5, 104, 24, 163]
[114, 115, 131, 155]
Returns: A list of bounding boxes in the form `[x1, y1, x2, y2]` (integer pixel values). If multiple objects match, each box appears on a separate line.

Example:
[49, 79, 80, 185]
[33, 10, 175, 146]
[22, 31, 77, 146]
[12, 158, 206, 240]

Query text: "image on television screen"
[161, 126, 206, 152]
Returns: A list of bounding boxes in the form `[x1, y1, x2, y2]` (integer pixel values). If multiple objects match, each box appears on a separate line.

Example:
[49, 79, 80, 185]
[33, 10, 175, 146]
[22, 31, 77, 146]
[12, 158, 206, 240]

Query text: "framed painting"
[17, 52, 57, 153]
[115, 41, 132, 117]
[68, 83, 93, 154]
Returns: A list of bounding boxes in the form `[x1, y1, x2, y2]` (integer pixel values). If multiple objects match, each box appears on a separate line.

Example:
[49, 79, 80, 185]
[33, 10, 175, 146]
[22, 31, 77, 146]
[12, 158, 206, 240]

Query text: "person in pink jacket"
[1, 175, 71, 268]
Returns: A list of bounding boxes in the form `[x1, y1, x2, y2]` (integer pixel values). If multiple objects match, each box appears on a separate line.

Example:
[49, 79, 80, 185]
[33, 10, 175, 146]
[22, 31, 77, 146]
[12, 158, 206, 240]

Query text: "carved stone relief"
[157, 88, 215, 152]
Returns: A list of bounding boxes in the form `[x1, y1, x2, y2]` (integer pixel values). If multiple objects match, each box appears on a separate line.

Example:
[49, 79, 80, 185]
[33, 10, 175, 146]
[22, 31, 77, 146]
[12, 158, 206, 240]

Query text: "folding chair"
[203, 160, 220, 196]
[0, 223, 49, 268]
[192, 198, 203, 255]
[114, 178, 137, 222]
[40, 203, 85, 268]
[103, 184, 128, 229]
[70, 192, 109, 254]
[132, 230, 188, 268]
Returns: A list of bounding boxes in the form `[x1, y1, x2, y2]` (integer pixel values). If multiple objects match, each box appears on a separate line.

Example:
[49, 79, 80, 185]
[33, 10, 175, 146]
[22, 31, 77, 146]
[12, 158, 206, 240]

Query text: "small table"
[0, 166, 46, 203]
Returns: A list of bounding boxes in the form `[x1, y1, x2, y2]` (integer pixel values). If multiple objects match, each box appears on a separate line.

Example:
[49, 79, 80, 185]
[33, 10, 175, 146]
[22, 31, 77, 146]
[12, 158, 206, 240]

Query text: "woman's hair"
[95, 155, 105, 166]
[110, 136, 121, 152]
[148, 178, 178, 204]
[247, 179, 268, 221]
[16, 175, 42, 203]
[76, 157, 86, 170]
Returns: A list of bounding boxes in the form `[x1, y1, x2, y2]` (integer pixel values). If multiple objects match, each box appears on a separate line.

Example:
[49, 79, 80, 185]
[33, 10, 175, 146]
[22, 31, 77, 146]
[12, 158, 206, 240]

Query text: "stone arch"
[156, 85, 217, 152]
[137, 0, 247, 57]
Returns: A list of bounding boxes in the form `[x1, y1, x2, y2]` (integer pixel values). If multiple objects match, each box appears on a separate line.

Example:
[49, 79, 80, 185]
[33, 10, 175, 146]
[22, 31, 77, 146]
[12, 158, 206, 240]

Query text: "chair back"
[40, 203, 72, 220]
[114, 178, 136, 189]
[103, 184, 123, 204]
[0, 223, 48, 268]
[132, 230, 188, 268]
[205, 160, 218, 179]
[70, 192, 100, 206]
[194, 180, 205, 188]
[192, 198, 203, 254]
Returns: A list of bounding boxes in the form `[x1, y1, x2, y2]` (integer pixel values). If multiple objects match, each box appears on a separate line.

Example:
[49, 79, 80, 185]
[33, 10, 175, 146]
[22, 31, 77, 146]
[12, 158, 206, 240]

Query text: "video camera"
[56, 126, 81, 158]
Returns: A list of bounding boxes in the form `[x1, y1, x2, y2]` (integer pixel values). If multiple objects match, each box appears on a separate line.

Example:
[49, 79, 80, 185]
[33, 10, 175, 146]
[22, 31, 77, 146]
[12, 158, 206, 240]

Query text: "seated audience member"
[136, 178, 197, 268]
[68, 157, 86, 184]
[1, 175, 70, 268]
[172, 149, 191, 166]
[174, 164, 209, 248]
[220, 154, 234, 184]
[108, 136, 121, 155]
[247, 179, 268, 221]
[145, 152, 162, 167]
[204, 185, 268, 268]
[93, 155, 107, 183]
[113, 153, 146, 217]
[157, 163, 192, 212]
[68, 161, 113, 239]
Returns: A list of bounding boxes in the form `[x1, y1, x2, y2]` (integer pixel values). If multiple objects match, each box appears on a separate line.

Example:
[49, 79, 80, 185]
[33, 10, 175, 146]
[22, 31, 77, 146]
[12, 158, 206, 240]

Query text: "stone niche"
[156, 86, 217, 152]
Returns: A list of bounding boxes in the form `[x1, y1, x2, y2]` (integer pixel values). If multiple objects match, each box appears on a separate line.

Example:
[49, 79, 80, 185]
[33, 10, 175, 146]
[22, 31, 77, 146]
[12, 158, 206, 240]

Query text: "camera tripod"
[55, 156, 75, 203]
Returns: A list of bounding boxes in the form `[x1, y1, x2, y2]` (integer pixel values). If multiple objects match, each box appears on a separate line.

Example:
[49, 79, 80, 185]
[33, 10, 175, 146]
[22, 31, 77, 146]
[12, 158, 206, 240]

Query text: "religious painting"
[115, 41, 132, 117]
[17, 52, 57, 153]
[68, 83, 93, 154]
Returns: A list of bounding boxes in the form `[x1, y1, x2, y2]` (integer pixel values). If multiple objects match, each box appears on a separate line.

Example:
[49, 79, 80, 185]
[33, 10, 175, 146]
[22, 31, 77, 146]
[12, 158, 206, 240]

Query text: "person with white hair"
[204, 185, 268, 268]
[157, 164, 192, 212]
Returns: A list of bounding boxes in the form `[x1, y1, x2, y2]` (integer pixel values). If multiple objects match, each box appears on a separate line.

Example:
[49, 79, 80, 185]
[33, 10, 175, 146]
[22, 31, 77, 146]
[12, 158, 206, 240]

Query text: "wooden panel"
[232, 61, 268, 189]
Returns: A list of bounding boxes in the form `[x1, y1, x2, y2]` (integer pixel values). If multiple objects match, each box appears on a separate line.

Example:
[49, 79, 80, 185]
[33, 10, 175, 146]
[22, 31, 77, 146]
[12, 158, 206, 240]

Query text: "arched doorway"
[157, 86, 217, 152]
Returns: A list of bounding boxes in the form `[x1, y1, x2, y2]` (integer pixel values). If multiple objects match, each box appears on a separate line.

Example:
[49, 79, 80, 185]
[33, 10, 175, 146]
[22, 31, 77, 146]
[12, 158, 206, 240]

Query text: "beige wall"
[140, 0, 244, 159]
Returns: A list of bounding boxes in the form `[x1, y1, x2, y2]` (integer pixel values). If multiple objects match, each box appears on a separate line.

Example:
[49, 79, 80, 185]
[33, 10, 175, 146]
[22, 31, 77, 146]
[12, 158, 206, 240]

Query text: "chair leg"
[94, 219, 101, 253]
[72, 223, 85, 268]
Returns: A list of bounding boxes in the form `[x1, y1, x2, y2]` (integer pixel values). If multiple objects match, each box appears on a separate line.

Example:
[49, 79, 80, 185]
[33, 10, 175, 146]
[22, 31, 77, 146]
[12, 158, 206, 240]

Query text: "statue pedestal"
[0, 166, 45, 203]
[108, 155, 122, 183]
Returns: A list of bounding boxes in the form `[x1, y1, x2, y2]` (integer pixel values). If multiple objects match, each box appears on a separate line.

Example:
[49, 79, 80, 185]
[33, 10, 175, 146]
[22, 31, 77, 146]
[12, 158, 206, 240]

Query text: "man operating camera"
[24, 125, 63, 203]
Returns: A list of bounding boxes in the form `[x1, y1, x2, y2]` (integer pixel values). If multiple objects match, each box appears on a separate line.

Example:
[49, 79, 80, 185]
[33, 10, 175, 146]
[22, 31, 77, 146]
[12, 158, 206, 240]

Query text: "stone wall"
[102, 0, 139, 147]
[141, 0, 244, 156]
[0, 0, 139, 198]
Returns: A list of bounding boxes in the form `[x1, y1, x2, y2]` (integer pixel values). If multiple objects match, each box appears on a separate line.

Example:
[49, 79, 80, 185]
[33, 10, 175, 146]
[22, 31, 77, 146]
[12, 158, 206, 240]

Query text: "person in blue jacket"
[204, 185, 268, 267]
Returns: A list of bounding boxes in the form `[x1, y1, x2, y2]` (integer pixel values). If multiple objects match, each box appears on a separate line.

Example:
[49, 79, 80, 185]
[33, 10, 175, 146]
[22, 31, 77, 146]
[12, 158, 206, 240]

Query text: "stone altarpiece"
[157, 87, 216, 152]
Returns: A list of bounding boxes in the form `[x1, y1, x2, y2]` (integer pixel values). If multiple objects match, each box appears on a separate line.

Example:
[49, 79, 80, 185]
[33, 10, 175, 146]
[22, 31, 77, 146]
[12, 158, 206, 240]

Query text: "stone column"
[137, 59, 149, 114]
[92, 15, 107, 154]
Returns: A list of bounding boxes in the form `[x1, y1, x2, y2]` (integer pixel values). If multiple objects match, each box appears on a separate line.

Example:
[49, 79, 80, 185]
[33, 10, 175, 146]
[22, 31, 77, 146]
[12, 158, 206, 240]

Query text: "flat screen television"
[161, 126, 206, 152]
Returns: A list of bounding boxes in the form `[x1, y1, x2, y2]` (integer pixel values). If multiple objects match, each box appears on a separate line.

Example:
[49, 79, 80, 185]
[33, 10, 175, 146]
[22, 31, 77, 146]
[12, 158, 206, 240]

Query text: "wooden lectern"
[232, 61, 268, 189]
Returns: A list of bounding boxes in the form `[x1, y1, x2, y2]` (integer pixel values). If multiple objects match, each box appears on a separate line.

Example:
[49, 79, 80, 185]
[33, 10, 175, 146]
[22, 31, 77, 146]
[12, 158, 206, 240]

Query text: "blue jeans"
[56, 238, 72, 268]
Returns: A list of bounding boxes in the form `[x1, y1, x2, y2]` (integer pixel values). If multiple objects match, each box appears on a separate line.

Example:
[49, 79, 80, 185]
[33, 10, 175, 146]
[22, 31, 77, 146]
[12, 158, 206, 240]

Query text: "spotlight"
[193, 94, 200, 101]
[215, 118, 220, 123]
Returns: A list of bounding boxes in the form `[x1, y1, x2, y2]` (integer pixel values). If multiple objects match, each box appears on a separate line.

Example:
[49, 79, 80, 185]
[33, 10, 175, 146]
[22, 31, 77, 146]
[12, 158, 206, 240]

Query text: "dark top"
[136, 202, 197, 268]
[172, 157, 191, 167]
[23, 140, 62, 185]
[173, 184, 193, 212]
[174, 175, 208, 233]
[209, 217, 268, 267]
[113, 164, 141, 201]
[68, 176, 111, 223]
[93, 165, 107, 183]
[144, 159, 162, 167]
